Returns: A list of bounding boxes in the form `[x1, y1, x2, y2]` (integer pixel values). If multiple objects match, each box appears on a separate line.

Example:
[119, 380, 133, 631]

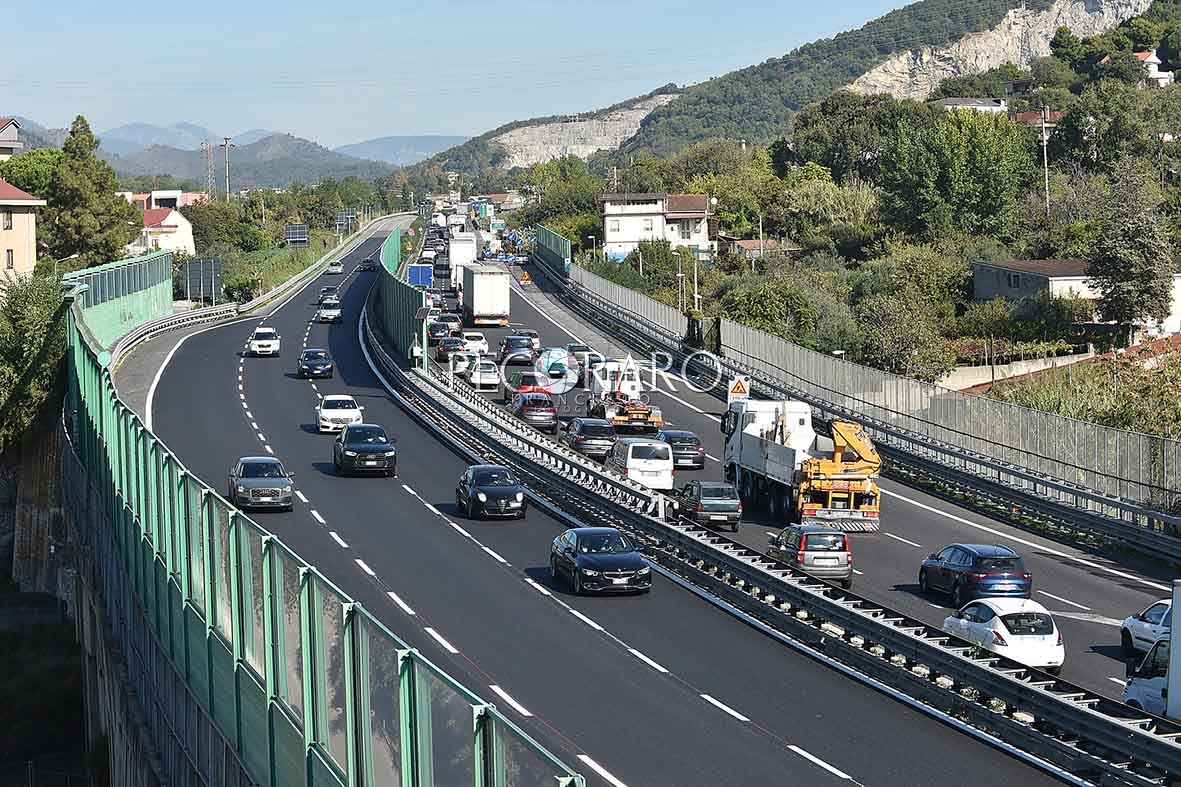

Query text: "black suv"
[560, 418, 617, 460]
[357, 257, 377, 271]
[333, 423, 397, 477]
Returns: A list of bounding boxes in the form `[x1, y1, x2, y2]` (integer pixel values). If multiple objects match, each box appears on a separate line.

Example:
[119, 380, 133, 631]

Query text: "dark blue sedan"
[550, 527, 651, 594]
[919, 543, 1031, 607]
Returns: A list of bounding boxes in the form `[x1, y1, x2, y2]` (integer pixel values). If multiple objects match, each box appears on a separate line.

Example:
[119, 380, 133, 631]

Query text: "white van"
[607, 438, 675, 491]
[1125, 636, 1170, 716]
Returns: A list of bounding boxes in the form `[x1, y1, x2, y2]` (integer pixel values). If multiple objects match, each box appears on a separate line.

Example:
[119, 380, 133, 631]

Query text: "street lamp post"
[54, 253, 80, 278]
[586, 236, 596, 262]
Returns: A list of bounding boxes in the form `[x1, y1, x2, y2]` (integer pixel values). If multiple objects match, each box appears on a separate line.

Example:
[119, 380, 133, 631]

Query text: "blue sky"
[5, 0, 907, 148]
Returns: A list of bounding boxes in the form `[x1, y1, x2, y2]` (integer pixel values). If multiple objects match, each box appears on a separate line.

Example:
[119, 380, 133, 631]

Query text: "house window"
[1, 211, 11, 231]
[642, 218, 653, 233]
[608, 219, 620, 234]
[680, 220, 691, 240]
[5, 250, 13, 270]
[1006, 272, 1021, 289]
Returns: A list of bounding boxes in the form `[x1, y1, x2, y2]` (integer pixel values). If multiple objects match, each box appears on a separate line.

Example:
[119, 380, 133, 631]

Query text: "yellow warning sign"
[729, 378, 748, 396]
[727, 375, 751, 405]
[520, 272, 532, 284]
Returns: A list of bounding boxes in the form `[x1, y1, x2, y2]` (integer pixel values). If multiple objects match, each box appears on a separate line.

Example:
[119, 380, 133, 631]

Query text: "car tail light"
[1022, 573, 1032, 581]
[696, 446, 705, 454]
[736, 502, 743, 515]
[1056, 629, 1062, 646]
[621, 468, 628, 476]
[967, 572, 988, 581]
[796, 546, 807, 565]
[843, 535, 852, 564]
[696, 502, 703, 513]
[990, 630, 1008, 646]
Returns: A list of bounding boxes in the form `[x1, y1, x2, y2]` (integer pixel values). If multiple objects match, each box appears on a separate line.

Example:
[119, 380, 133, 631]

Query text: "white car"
[316, 394, 364, 433]
[942, 597, 1064, 674]
[510, 328, 540, 351]
[315, 306, 342, 323]
[326, 261, 344, 274]
[467, 359, 501, 389]
[448, 351, 478, 375]
[248, 326, 281, 357]
[1121, 599, 1171, 656]
[462, 331, 489, 355]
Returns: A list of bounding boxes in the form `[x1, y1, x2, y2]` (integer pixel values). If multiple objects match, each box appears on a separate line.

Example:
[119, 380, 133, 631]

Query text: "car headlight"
[476, 492, 488, 502]
[352, 415, 362, 422]
[581, 569, 599, 577]
[236, 485, 247, 493]
[384, 450, 397, 457]
[344, 450, 357, 457]
[637, 566, 650, 575]
[515, 491, 524, 502]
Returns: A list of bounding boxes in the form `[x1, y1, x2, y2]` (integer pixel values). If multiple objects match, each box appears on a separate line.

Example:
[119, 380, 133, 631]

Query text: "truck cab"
[587, 359, 663, 433]
[1125, 637, 1170, 717]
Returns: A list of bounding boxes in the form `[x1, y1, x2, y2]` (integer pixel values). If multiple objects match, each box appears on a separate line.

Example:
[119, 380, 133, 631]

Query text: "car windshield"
[631, 445, 670, 461]
[505, 337, 532, 348]
[975, 557, 1024, 572]
[580, 424, 615, 437]
[522, 395, 553, 407]
[804, 532, 846, 551]
[474, 469, 517, 487]
[302, 351, 329, 362]
[1000, 613, 1054, 636]
[578, 532, 634, 554]
[322, 399, 358, 410]
[253, 329, 276, 338]
[517, 373, 541, 385]
[567, 344, 592, 353]
[664, 432, 698, 443]
[241, 461, 285, 479]
[348, 426, 388, 444]
[701, 485, 738, 499]
[429, 323, 448, 334]
[476, 361, 497, 372]
[441, 339, 462, 348]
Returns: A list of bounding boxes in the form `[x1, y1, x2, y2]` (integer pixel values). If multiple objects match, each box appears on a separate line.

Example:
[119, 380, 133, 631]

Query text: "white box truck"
[449, 233, 478, 269]
[431, 213, 447, 229]
[461, 263, 510, 327]
[447, 213, 467, 234]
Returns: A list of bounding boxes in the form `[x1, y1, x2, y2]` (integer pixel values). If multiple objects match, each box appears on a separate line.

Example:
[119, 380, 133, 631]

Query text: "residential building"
[0, 177, 47, 276]
[717, 233, 801, 261]
[1099, 49, 1174, 88]
[0, 118, 23, 161]
[971, 259, 1181, 335]
[601, 193, 715, 261]
[127, 208, 196, 256]
[928, 97, 1008, 115]
[118, 190, 209, 210]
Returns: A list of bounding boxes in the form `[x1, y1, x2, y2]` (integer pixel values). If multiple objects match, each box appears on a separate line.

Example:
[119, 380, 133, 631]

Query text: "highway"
[145, 222, 1068, 786]
[498, 266, 1171, 701]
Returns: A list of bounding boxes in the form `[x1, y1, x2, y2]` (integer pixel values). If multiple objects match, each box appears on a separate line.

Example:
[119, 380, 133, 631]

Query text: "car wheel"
[284, 504, 294, 513]
[550, 557, 559, 580]
[466, 499, 477, 519]
[731, 521, 739, 533]
[572, 570, 583, 595]
[952, 581, 965, 608]
[1046, 666, 1062, 677]
[841, 578, 853, 590]
[1121, 629, 1135, 658]
[918, 569, 929, 594]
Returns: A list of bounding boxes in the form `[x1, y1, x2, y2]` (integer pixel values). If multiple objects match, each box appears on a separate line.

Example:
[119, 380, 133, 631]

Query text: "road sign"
[727, 375, 751, 406]
[285, 224, 310, 247]
[183, 259, 223, 304]
[520, 272, 532, 284]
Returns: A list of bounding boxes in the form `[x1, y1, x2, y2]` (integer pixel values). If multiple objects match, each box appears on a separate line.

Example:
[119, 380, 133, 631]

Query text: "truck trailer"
[460, 263, 510, 327]
[721, 399, 881, 532]
[407, 263, 433, 289]
[449, 233, 478, 269]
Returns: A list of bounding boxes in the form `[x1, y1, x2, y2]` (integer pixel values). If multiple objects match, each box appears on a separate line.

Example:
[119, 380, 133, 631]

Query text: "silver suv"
[767, 525, 853, 589]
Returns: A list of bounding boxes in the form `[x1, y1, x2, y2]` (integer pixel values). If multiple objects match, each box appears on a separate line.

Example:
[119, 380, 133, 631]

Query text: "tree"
[792, 91, 923, 184]
[1053, 81, 1152, 171]
[0, 148, 63, 202]
[854, 293, 954, 382]
[46, 117, 139, 267]
[1051, 27, 1086, 69]
[1094, 51, 1149, 85]
[0, 273, 67, 449]
[1088, 170, 1174, 344]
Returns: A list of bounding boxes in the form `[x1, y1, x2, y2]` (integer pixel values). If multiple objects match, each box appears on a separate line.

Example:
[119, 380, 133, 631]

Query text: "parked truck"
[721, 399, 882, 531]
[587, 359, 664, 433]
[407, 263, 433, 289]
[460, 263, 510, 327]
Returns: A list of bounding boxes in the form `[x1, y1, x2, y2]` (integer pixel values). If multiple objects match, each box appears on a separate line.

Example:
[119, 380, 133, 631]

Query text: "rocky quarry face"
[849, 0, 1154, 100]
[489, 94, 679, 169]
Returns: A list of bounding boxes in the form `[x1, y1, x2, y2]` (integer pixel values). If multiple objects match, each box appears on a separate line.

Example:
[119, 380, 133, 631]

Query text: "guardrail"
[531, 259, 1181, 567]
[361, 290, 1181, 787]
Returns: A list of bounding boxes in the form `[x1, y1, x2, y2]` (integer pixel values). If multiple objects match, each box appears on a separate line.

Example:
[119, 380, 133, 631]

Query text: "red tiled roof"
[0, 177, 41, 202]
[665, 193, 708, 215]
[0, 118, 18, 132]
[1012, 110, 1064, 126]
[733, 238, 780, 251]
[1100, 50, 1157, 65]
[143, 208, 174, 228]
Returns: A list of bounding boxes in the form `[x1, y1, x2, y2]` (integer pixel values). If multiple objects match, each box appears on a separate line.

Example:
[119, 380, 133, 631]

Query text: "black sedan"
[357, 257, 377, 271]
[455, 464, 528, 519]
[550, 527, 651, 594]
[333, 423, 397, 477]
[427, 321, 451, 346]
[296, 348, 334, 378]
[436, 337, 465, 361]
[657, 429, 706, 469]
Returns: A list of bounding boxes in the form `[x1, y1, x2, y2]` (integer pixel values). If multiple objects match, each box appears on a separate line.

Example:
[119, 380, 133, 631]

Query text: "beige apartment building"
[0, 178, 47, 276]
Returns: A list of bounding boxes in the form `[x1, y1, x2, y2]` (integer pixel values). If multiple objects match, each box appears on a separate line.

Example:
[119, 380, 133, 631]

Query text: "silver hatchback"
[767, 525, 854, 589]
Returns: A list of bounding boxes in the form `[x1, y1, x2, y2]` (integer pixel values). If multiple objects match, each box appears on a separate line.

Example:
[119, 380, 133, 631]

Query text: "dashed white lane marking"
[1037, 590, 1091, 611]
[424, 503, 441, 516]
[329, 531, 349, 548]
[402, 484, 418, 496]
[354, 559, 375, 576]
[1109, 677, 1127, 686]
[524, 578, 552, 596]
[700, 693, 750, 722]
[295, 490, 308, 503]
[645, 382, 722, 422]
[311, 509, 326, 524]
[239, 393, 245, 400]
[240, 402, 248, 409]
[1052, 610, 1123, 627]
[256, 432, 266, 442]
[788, 745, 852, 780]
[386, 591, 416, 616]
[250, 421, 259, 430]
[883, 532, 922, 548]
[237, 374, 242, 382]
[628, 648, 669, 673]
[448, 521, 473, 539]
[482, 546, 509, 564]
[245, 410, 253, 418]
[424, 627, 459, 654]
[237, 384, 243, 391]
[264, 445, 274, 454]
[576, 756, 629, 787]
[310, 383, 318, 392]
[927, 603, 943, 610]
[489, 685, 533, 717]
[881, 488, 1171, 593]
[569, 609, 604, 631]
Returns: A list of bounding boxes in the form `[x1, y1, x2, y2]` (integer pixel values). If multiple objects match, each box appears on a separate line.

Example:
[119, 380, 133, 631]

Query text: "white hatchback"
[467, 359, 501, 389]
[1121, 598, 1171, 656]
[943, 597, 1064, 674]
[462, 331, 489, 355]
[316, 395, 364, 433]
[326, 261, 344, 274]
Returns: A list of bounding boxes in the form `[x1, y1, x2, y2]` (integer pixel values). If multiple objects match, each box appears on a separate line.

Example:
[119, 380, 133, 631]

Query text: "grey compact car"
[228, 456, 294, 511]
[767, 525, 853, 589]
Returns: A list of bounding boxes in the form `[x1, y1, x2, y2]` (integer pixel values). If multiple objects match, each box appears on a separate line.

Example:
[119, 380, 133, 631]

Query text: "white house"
[971, 259, 1181, 335]
[601, 193, 714, 261]
[1099, 49, 1175, 88]
[928, 98, 1009, 115]
[127, 208, 196, 256]
[0, 118, 23, 161]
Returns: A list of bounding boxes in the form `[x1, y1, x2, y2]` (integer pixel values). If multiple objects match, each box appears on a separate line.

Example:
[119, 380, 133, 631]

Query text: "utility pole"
[757, 213, 764, 272]
[202, 141, 215, 199]
[220, 136, 235, 201]
[693, 257, 700, 312]
[1040, 106, 1051, 221]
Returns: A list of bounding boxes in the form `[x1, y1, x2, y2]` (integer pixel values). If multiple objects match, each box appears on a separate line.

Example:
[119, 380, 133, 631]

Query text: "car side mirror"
[928, 553, 938, 561]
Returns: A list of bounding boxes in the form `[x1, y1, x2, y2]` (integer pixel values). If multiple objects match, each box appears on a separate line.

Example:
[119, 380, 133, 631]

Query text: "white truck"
[447, 213, 467, 234]
[431, 213, 447, 229]
[721, 399, 882, 531]
[461, 263, 510, 327]
[450, 233, 478, 269]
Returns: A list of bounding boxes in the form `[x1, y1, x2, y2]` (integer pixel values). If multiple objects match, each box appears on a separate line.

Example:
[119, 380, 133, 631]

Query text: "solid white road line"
[310, 509, 326, 524]
[524, 578, 552, 596]
[482, 546, 509, 564]
[705, 453, 720, 462]
[489, 685, 533, 717]
[883, 532, 923, 548]
[386, 591, 416, 616]
[355, 559, 376, 576]
[881, 488, 1170, 593]
[510, 286, 582, 342]
[627, 648, 669, 673]
[424, 627, 460, 654]
[1037, 590, 1091, 611]
[1109, 677, 1127, 686]
[402, 484, 418, 496]
[700, 694, 750, 722]
[575, 756, 629, 787]
[569, 609, 604, 631]
[788, 745, 852, 780]
[295, 490, 308, 503]
[329, 531, 349, 548]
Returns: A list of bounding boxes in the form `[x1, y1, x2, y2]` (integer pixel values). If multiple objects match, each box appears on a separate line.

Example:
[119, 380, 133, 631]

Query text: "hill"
[100, 121, 218, 152]
[11, 117, 66, 149]
[334, 135, 470, 166]
[234, 128, 277, 146]
[104, 133, 391, 188]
